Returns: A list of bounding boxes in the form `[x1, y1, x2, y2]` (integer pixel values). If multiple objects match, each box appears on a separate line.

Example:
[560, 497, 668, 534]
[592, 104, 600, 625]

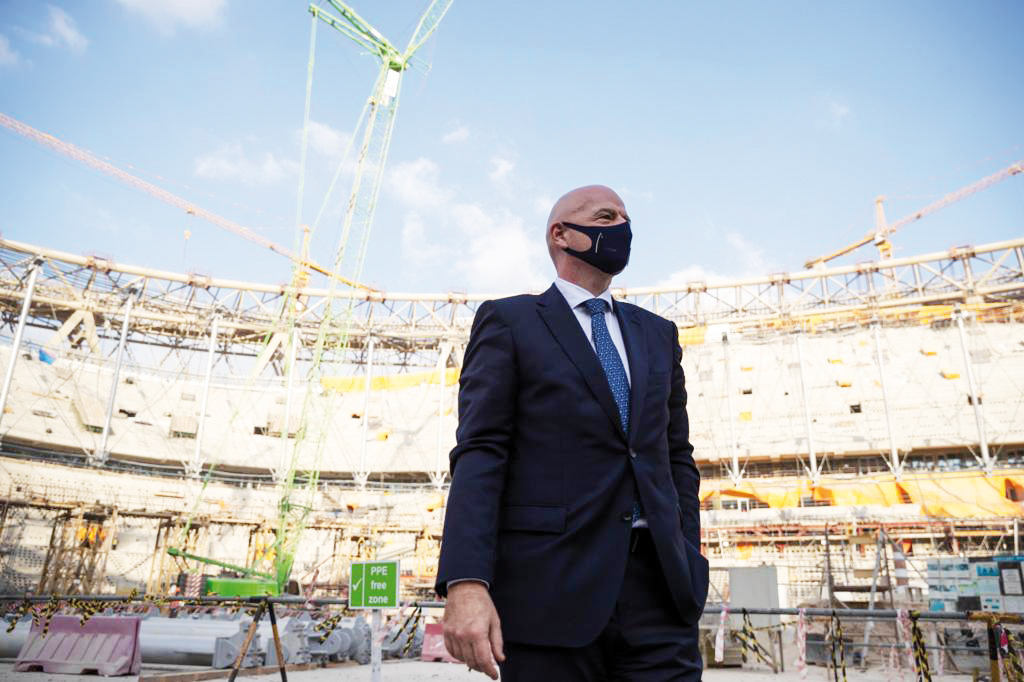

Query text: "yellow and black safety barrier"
[734, 608, 775, 667]
[827, 610, 848, 682]
[388, 605, 423, 657]
[908, 611, 932, 682]
[314, 611, 347, 643]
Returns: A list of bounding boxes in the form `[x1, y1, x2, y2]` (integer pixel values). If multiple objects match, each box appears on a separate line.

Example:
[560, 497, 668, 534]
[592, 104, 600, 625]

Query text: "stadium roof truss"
[1, 237, 1021, 365]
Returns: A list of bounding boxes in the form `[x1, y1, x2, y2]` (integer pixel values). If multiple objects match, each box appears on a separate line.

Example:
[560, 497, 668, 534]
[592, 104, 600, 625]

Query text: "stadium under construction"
[0, 0, 1023, 674]
[0, 234, 1021, 613]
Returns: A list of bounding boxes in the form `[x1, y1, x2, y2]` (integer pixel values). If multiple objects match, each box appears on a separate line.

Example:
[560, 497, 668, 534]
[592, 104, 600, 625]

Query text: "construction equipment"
[805, 159, 1023, 268]
[162, 0, 455, 595]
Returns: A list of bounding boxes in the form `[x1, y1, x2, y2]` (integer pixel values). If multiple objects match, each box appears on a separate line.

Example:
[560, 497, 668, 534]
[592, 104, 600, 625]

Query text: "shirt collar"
[554, 277, 614, 312]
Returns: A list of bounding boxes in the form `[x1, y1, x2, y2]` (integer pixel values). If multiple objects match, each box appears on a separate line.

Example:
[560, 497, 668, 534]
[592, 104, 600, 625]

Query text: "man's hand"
[443, 581, 505, 679]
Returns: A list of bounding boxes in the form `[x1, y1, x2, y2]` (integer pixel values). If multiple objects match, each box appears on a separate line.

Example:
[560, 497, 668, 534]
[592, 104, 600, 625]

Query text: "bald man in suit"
[436, 185, 708, 681]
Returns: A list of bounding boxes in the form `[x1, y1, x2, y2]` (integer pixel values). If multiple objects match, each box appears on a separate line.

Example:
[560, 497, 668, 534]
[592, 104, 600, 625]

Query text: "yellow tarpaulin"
[697, 470, 1024, 518]
[899, 474, 1023, 518]
[322, 367, 460, 393]
[678, 326, 706, 346]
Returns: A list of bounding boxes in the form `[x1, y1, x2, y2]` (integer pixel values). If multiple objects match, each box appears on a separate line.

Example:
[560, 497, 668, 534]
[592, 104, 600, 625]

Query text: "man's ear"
[549, 222, 568, 248]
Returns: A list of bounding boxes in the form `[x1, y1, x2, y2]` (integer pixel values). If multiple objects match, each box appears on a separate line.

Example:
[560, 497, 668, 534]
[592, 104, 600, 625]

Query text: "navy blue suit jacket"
[435, 284, 708, 647]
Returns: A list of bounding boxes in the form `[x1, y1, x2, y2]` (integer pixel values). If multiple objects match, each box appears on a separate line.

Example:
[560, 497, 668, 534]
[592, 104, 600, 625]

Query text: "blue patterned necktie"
[583, 299, 643, 524]
[582, 298, 630, 433]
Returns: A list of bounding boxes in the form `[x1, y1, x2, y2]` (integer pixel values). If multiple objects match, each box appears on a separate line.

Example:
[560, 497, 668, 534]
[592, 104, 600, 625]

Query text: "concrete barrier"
[420, 622, 459, 663]
[15, 615, 142, 676]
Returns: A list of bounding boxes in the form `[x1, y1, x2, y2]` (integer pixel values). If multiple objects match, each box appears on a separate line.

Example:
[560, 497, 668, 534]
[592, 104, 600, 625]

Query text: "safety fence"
[0, 593, 440, 679]
[1, 595, 1023, 681]
[704, 604, 1024, 682]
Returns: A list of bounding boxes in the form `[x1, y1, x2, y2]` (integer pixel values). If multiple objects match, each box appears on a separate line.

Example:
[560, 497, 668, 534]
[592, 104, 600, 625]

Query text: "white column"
[0, 258, 43, 435]
[96, 291, 135, 465]
[277, 327, 300, 483]
[795, 334, 819, 484]
[722, 331, 740, 484]
[432, 342, 451, 489]
[873, 323, 901, 479]
[190, 316, 220, 477]
[356, 336, 375, 488]
[370, 608, 382, 682]
[955, 311, 992, 473]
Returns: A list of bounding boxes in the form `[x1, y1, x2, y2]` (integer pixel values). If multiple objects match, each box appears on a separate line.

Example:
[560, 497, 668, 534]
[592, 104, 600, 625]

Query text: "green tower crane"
[168, 0, 454, 597]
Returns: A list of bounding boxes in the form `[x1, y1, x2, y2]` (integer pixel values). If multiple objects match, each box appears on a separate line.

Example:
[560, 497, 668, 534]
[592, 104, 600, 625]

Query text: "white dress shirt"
[553, 278, 631, 385]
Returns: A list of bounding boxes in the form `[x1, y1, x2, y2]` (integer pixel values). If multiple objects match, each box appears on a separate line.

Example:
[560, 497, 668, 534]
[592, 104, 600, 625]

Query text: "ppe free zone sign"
[349, 560, 400, 608]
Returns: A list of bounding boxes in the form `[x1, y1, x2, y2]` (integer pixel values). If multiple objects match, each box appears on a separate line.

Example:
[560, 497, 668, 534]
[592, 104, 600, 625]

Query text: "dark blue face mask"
[561, 221, 632, 275]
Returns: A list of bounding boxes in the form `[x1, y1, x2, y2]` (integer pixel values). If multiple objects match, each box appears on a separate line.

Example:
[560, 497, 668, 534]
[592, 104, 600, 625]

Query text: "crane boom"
[805, 159, 1023, 269]
[254, 0, 455, 593]
[0, 111, 372, 290]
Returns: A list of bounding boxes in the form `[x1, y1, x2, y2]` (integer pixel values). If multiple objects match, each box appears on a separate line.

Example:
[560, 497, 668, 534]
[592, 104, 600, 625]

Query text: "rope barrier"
[714, 604, 728, 664]
[401, 607, 423, 657]
[315, 611, 346, 643]
[5, 598, 33, 633]
[2, 591, 1020, 674]
[794, 607, 807, 681]
[734, 608, 775, 667]
[909, 611, 932, 682]
[897, 608, 916, 673]
[827, 610, 847, 682]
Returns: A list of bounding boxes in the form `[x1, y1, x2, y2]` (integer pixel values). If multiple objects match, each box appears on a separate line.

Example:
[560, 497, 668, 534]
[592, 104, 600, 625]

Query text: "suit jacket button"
[629, 449, 637, 459]
[621, 511, 632, 522]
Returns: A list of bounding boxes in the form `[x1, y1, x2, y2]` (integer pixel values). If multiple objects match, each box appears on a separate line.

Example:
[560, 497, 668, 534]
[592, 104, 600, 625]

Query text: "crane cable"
[0, 111, 375, 291]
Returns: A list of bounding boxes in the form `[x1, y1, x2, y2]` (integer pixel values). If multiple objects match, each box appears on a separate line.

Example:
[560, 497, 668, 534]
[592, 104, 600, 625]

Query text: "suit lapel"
[536, 285, 627, 441]
[615, 300, 648, 447]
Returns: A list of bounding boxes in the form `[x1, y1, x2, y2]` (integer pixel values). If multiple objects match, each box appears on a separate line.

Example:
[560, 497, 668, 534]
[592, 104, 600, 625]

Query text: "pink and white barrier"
[16, 615, 142, 676]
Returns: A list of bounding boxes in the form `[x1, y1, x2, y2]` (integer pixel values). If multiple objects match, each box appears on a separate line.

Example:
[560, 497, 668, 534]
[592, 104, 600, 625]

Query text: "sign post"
[350, 560, 399, 682]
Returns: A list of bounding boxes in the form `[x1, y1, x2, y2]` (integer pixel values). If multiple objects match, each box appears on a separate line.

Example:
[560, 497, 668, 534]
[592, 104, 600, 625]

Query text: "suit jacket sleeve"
[667, 320, 701, 548]
[435, 301, 516, 596]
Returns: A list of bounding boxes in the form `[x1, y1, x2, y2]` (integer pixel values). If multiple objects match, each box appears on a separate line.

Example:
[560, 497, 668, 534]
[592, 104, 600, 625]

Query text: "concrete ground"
[214, 661, 975, 681]
[0, 660, 979, 681]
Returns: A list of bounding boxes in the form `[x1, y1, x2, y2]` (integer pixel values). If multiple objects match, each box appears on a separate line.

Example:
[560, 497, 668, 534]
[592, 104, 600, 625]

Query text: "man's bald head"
[547, 185, 626, 229]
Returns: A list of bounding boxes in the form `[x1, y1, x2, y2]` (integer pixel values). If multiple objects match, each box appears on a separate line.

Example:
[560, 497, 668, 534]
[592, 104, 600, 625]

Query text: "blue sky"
[1, 1, 1022, 294]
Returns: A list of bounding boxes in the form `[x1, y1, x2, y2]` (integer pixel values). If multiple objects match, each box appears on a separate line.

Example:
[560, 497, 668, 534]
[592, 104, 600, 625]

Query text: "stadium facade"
[0, 236, 1021, 606]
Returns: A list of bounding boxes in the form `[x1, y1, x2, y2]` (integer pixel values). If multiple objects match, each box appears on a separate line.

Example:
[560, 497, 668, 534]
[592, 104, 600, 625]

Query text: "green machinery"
[167, 0, 454, 597]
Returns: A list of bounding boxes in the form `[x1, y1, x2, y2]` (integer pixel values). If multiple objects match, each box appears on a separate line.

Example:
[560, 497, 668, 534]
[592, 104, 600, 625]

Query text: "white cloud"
[659, 231, 776, 288]
[305, 120, 351, 161]
[451, 204, 549, 293]
[29, 7, 88, 53]
[387, 154, 549, 293]
[658, 264, 730, 289]
[488, 157, 515, 185]
[400, 212, 446, 269]
[388, 157, 452, 210]
[815, 94, 851, 129]
[115, 0, 226, 35]
[620, 187, 655, 203]
[532, 195, 553, 218]
[0, 35, 19, 66]
[726, 231, 775, 275]
[441, 125, 469, 144]
[194, 143, 298, 184]
[48, 6, 87, 52]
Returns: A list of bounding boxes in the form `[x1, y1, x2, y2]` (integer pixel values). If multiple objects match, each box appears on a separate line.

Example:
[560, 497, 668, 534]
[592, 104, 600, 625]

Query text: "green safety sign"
[349, 560, 400, 609]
